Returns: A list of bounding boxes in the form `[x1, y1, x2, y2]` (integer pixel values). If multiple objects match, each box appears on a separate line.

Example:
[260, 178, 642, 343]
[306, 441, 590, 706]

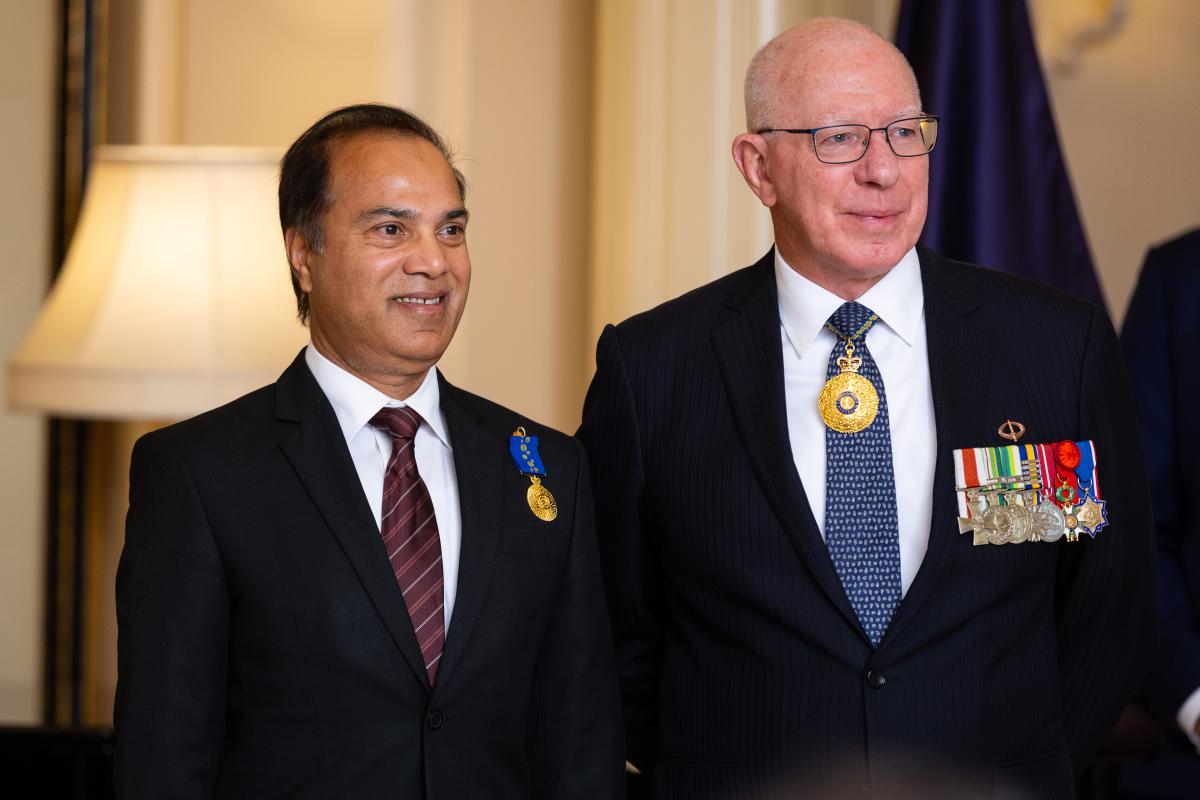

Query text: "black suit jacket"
[1120, 228, 1200, 797]
[114, 352, 624, 799]
[578, 249, 1156, 799]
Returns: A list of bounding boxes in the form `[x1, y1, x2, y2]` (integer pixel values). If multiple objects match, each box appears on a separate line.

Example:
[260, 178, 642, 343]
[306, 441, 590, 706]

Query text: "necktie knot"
[827, 301, 878, 341]
[370, 406, 423, 441]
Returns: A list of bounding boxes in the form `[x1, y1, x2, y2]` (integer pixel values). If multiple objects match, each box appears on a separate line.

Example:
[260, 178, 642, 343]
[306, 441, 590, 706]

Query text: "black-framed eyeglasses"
[756, 115, 940, 164]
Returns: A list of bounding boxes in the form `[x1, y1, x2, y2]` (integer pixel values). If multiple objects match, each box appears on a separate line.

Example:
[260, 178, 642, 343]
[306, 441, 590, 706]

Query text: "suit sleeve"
[115, 431, 229, 799]
[531, 438, 626, 799]
[1054, 304, 1158, 774]
[577, 324, 663, 784]
[1121, 254, 1200, 729]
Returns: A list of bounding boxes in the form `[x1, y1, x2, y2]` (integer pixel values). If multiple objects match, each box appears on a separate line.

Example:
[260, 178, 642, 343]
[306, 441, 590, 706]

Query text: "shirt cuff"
[1176, 685, 1200, 749]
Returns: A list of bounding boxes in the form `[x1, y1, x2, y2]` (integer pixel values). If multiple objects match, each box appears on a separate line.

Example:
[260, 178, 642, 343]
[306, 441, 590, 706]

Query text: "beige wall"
[0, 0, 55, 723]
[454, 1, 595, 428]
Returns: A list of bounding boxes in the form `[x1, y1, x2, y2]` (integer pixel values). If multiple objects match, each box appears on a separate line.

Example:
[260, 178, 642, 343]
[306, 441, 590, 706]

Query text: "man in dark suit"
[114, 104, 623, 799]
[578, 19, 1155, 798]
[1119, 228, 1200, 798]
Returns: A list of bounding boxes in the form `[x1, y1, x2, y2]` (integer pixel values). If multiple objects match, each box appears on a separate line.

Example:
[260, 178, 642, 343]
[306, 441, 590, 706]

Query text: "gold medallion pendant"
[818, 339, 879, 433]
[526, 476, 558, 522]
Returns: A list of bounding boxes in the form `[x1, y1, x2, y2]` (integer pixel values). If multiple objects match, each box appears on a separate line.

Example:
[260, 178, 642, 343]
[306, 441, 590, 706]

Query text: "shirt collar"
[775, 246, 923, 357]
[304, 344, 452, 449]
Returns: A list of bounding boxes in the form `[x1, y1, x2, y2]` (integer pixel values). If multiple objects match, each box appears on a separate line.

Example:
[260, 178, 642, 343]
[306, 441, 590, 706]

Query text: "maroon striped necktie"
[370, 406, 445, 685]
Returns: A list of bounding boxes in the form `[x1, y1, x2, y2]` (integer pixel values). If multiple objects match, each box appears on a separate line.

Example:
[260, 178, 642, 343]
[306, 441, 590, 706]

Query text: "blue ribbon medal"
[1070, 441, 1109, 538]
[509, 427, 557, 522]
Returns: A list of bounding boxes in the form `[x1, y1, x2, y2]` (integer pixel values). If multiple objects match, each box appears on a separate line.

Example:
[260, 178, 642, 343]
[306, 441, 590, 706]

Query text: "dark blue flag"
[895, 0, 1105, 308]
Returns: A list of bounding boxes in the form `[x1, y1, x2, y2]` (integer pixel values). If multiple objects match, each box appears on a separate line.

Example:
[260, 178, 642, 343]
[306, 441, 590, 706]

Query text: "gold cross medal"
[509, 427, 557, 522]
[818, 336, 879, 433]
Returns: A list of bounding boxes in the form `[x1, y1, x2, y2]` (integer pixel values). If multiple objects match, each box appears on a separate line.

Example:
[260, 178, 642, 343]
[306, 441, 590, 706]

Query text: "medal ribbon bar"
[952, 439, 1106, 545]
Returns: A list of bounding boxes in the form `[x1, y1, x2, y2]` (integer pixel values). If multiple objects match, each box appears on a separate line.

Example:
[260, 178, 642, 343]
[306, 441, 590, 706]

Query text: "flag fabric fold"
[895, 0, 1105, 307]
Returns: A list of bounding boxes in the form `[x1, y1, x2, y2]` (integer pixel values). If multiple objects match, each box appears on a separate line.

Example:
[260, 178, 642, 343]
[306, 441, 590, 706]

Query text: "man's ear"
[285, 228, 316, 293]
[732, 133, 777, 208]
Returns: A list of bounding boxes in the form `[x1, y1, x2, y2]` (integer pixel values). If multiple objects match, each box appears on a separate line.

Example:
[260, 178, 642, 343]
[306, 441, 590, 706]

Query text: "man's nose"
[856, 128, 900, 186]
[403, 231, 449, 277]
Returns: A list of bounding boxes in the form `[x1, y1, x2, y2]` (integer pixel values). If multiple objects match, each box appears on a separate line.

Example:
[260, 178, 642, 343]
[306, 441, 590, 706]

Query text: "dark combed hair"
[278, 103, 467, 324]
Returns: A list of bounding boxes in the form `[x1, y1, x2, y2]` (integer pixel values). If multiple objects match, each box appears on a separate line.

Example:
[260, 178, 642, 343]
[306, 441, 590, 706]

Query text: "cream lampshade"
[7, 145, 309, 420]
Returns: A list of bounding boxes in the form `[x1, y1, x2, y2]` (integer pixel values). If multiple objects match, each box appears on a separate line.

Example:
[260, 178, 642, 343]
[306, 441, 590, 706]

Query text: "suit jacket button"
[866, 670, 887, 689]
[426, 710, 445, 730]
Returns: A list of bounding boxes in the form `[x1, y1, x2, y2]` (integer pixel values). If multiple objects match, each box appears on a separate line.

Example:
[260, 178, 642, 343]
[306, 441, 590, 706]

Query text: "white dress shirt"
[305, 344, 461, 632]
[776, 247, 937, 595]
[1178, 686, 1200, 748]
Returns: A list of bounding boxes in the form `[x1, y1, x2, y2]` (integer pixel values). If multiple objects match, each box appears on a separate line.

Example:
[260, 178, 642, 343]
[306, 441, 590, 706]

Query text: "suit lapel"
[433, 374, 504, 692]
[880, 249, 987, 645]
[710, 253, 863, 635]
[274, 352, 433, 692]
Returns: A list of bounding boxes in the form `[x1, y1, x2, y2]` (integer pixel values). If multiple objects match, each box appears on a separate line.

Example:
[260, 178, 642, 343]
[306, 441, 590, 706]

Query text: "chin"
[843, 241, 910, 273]
[389, 338, 452, 367]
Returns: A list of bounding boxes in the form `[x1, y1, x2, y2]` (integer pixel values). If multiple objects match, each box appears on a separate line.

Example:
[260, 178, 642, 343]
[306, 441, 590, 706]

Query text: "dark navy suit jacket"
[1121, 229, 1200, 797]
[579, 248, 1157, 799]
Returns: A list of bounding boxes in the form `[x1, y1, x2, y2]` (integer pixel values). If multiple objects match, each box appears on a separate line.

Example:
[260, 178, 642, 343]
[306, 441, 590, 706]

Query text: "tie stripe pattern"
[370, 406, 445, 684]
[824, 302, 902, 647]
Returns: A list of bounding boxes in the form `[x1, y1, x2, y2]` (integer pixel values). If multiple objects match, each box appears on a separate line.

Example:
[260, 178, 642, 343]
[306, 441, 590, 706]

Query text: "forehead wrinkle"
[810, 104, 924, 127]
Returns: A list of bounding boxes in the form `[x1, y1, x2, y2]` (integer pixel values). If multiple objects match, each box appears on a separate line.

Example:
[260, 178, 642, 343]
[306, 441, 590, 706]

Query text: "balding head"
[744, 18, 920, 131]
[731, 17, 931, 300]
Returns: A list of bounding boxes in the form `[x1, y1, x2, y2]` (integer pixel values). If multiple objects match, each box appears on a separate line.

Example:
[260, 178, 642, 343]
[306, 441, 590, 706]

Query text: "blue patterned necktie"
[824, 301, 901, 647]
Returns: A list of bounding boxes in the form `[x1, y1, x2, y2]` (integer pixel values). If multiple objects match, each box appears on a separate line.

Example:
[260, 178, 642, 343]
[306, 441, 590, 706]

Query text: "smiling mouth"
[849, 212, 902, 224]
[395, 296, 443, 305]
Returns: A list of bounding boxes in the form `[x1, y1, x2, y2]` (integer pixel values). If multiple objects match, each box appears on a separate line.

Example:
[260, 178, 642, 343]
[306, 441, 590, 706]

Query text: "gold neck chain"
[824, 313, 879, 344]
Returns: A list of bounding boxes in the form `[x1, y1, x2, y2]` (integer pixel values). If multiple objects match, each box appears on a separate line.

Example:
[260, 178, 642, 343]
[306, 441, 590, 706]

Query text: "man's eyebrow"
[355, 206, 417, 223]
[354, 206, 470, 224]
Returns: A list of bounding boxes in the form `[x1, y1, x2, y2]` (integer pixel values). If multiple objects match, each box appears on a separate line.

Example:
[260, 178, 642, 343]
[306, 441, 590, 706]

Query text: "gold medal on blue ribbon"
[818, 337, 879, 433]
[509, 427, 557, 522]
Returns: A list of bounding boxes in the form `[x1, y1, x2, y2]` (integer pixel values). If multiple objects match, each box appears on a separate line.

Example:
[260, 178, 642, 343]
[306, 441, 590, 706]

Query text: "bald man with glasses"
[579, 18, 1155, 799]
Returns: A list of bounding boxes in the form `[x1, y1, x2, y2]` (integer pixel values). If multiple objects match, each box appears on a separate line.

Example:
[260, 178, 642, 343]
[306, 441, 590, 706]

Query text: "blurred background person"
[1119, 227, 1200, 799]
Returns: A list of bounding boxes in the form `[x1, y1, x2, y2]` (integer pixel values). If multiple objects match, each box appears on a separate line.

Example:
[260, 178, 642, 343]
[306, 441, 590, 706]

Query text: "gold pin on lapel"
[997, 419, 1026, 442]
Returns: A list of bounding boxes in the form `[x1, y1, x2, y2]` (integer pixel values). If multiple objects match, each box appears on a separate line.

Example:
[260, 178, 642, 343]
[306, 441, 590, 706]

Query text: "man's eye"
[891, 126, 915, 138]
[380, 223, 401, 235]
[823, 131, 857, 146]
[442, 224, 465, 237]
